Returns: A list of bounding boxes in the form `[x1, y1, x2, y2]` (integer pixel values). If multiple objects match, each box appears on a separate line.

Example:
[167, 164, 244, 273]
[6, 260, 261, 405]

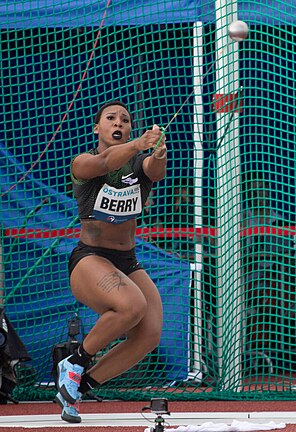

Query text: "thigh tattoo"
[98, 271, 127, 294]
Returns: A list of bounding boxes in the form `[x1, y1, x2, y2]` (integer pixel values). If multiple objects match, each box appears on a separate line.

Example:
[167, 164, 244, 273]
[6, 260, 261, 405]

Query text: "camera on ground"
[150, 398, 170, 415]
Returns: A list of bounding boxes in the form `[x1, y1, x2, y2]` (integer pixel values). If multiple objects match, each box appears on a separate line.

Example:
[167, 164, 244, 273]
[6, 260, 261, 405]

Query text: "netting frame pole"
[214, 1, 243, 390]
[0, 239, 3, 306]
[190, 21, 204, 380]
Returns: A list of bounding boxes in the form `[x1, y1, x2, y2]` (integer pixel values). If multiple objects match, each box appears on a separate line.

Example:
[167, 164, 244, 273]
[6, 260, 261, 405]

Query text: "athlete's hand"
[142, 124, 167, 181]
[152, 125, 167, 158]
[135, 124, 165, 151]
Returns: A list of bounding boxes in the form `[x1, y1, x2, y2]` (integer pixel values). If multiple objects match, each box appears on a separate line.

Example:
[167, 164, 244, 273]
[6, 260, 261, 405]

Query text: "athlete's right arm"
[72, 128, 164, 181]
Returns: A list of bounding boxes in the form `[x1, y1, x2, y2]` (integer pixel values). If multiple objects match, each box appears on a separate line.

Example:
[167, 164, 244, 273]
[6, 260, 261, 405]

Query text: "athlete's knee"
[118, 296, 148, 329]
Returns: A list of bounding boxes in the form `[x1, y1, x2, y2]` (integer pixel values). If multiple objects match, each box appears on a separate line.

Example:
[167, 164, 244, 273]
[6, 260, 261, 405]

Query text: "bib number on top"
[92, 183, 142, 224]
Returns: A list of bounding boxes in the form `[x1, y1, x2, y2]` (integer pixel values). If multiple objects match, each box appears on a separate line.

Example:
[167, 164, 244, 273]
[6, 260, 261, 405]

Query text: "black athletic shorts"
[68, 241, 143, 276]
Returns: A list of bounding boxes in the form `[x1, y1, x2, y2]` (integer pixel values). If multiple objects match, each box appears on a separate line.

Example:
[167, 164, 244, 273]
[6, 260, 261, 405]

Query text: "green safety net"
[1, 0, 296, 402]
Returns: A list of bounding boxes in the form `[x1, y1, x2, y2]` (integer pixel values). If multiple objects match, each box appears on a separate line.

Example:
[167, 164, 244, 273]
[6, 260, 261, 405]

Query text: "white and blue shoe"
[57, 356, 84, 404]
[55, 391, 82, 423]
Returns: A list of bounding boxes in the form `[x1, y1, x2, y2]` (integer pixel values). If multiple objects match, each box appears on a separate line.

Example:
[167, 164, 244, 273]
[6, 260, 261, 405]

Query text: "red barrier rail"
[4, 226, 296, 239]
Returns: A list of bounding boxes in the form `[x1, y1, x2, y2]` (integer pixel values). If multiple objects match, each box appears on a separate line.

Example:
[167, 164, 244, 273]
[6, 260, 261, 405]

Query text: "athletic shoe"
[55, 391, 82, 423]
[57, 356, 84, 404]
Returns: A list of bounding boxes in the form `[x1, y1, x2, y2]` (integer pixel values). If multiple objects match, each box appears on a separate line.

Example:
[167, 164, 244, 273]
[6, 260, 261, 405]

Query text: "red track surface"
[1, 400, 295, 432]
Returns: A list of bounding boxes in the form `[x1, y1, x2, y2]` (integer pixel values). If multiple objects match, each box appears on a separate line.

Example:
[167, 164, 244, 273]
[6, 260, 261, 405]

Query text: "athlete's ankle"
[68, 344, 93, 368]
[79, 372, 100, 394]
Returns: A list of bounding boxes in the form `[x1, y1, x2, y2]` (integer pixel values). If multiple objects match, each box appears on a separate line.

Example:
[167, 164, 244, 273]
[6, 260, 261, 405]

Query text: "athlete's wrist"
[129, 138, 141, 153]
[153, 148, 167, 159]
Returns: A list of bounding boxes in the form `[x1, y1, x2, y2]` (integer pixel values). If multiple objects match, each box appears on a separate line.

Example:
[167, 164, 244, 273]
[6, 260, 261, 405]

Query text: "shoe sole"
[55, 395, 81, 424]
[61, 411, 82, 424]
[57, 362, 77, 405]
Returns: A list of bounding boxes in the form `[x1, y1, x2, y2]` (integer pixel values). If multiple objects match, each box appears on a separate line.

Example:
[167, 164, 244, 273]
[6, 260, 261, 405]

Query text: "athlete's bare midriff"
[79, 219, 137, 249]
